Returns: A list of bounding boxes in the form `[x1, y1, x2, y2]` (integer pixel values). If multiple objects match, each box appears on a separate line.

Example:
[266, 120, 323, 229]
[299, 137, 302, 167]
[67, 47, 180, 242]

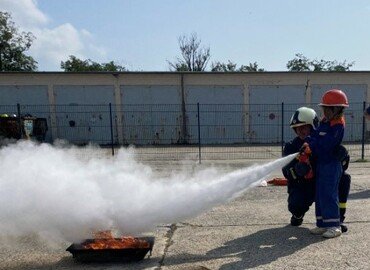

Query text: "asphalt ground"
[0, 159, 369, 270]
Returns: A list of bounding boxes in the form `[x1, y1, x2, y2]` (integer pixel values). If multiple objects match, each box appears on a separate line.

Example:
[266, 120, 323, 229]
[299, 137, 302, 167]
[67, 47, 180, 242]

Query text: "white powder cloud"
[0, 141, 295, 243]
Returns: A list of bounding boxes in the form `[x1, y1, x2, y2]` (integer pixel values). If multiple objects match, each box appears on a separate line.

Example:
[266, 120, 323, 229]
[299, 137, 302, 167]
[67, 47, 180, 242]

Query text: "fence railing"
[1, 102, 368, 162]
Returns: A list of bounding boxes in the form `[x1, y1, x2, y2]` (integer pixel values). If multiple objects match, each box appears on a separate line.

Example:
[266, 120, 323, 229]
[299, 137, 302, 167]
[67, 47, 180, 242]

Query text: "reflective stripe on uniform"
[316, 216, 322, 220]
[289, 167, 297, 179]
[323, 218, 340, 223]
[339, 202, 347, 209]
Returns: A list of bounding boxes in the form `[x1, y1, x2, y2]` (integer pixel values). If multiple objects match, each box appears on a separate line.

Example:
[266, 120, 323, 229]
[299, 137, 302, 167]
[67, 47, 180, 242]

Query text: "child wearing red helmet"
[305, 89, 349, 238]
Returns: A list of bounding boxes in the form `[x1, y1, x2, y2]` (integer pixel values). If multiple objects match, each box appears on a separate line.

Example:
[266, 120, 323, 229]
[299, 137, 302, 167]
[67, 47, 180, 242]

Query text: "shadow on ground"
[165, 225, 325, 269]
[349, 190, 370, 200]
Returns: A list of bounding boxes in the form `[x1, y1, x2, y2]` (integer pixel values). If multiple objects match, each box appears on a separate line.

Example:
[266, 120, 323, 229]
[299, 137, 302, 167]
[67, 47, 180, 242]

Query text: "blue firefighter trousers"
[315, 161, 342, 228]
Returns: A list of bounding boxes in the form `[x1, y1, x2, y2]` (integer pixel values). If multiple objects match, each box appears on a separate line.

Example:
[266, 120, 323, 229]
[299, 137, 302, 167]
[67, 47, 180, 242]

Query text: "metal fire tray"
[66, 236, 155, 263]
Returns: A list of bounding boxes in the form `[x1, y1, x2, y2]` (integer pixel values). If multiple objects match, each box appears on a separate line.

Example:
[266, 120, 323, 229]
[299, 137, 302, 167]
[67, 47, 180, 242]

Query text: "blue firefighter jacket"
[282, 136, 316, 217]
[305, 117, 345, 163]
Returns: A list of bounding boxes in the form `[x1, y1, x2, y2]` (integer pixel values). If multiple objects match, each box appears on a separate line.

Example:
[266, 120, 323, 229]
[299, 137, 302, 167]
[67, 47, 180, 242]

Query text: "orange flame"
[82, 231, 150, 250]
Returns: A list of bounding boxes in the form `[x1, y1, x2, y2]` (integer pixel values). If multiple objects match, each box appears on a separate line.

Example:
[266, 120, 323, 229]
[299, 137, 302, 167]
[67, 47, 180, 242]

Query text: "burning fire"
[83, 231, 150, 250]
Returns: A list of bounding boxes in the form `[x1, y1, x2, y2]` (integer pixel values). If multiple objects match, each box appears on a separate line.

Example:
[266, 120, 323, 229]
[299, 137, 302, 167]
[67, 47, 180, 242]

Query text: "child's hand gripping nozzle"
[295, 142, 314, 180]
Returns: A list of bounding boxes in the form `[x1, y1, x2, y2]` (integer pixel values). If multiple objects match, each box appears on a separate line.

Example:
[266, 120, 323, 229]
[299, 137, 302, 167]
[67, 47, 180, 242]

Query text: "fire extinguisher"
[296, 142, 314, 179]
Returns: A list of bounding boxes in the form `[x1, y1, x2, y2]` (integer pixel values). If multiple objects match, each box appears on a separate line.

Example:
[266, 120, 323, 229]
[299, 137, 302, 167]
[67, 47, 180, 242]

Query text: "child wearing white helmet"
[283, 105, 351, 233]
[282, 107, 318, 226]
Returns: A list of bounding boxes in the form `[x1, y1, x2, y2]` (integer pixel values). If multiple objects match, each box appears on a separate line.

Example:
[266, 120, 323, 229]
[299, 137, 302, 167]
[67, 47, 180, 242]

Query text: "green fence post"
[17, 103, 22, 139]
[109, 103, 114, 156]
[362, 101, 366, 160]
[197, 102, 201, 164]
[281, 102, 284, 156]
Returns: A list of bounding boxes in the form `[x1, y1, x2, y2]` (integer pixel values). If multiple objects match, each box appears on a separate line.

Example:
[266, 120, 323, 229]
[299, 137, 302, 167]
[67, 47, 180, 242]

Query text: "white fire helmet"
[290, 107, 319, 130]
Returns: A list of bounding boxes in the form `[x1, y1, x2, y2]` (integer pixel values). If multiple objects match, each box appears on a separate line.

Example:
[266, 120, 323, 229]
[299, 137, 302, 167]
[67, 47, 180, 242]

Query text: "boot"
[340, 224, 348, 233]
[290, 215, 303, 226]
[310, 227, 327, 235]
[322, 227, 342, 238]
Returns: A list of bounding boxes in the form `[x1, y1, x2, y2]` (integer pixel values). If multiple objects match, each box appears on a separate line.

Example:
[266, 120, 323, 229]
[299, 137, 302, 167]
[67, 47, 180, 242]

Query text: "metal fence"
[1, 102, 369, 162]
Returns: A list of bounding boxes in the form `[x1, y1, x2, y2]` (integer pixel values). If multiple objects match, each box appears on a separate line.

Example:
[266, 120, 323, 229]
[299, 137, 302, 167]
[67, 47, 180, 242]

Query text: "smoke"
[0, 141, 295, 243]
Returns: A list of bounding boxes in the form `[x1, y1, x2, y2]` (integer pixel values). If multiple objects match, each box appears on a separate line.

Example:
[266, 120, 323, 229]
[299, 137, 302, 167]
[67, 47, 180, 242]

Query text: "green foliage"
[287, 53, 354, 72]
[211, 60, 237, 72]
[286, 53, 311, 71]
[168, 62, 190, 72]
[211, 60, 264, 72]
[239, 62, 265, 72]
[61, 55, 126, 72]
[168, 33, 211, 71]
[0, 12, 37, 71]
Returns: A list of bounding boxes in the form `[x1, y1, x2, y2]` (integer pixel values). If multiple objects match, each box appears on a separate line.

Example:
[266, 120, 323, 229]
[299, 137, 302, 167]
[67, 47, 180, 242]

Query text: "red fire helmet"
[318, 89, 349, 107]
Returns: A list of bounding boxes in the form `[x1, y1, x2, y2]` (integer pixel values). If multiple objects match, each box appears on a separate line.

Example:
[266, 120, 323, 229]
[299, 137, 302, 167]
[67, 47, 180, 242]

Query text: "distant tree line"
[0, 12, 355, 72]
[286, 53, 354, 72]
[60, 55, 125, 72]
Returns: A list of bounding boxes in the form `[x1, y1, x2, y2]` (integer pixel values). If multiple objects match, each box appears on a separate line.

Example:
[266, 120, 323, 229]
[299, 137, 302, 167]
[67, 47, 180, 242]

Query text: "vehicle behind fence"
[0, 102, 368, 162]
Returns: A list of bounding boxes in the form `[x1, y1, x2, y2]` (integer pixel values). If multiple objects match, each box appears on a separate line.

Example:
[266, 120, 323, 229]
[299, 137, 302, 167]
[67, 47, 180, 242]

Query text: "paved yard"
[0, 156, 369, 270]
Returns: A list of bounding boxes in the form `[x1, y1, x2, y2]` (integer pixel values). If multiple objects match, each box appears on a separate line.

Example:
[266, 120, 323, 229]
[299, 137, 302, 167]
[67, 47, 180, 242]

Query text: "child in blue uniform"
[283, 107, 351, 232]
[282, 107, 318, 226]
[306, 89, 349, 238]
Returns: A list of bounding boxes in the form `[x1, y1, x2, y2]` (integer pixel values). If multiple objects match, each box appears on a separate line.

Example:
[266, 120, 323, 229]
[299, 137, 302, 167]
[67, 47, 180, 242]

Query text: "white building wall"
[0, 72, 368, 144]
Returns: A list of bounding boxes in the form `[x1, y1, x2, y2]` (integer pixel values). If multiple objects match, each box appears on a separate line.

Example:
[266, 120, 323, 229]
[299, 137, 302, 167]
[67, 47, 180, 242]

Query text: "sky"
[1, 0, 370, 71]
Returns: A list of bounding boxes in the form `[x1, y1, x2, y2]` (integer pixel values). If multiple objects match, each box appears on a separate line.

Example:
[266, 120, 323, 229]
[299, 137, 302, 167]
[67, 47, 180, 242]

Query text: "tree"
[286, 53, 311, 71]
[287, 53, 354, 72]
[61, 55, 126, 72]
[0, 12, 37, 71]
[211, 60, 237, 72]
[239, 62, 264, 72]
[211, 60, 264, 72]
[168, 33, 210, 71]
[311, 59, 354, 72]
